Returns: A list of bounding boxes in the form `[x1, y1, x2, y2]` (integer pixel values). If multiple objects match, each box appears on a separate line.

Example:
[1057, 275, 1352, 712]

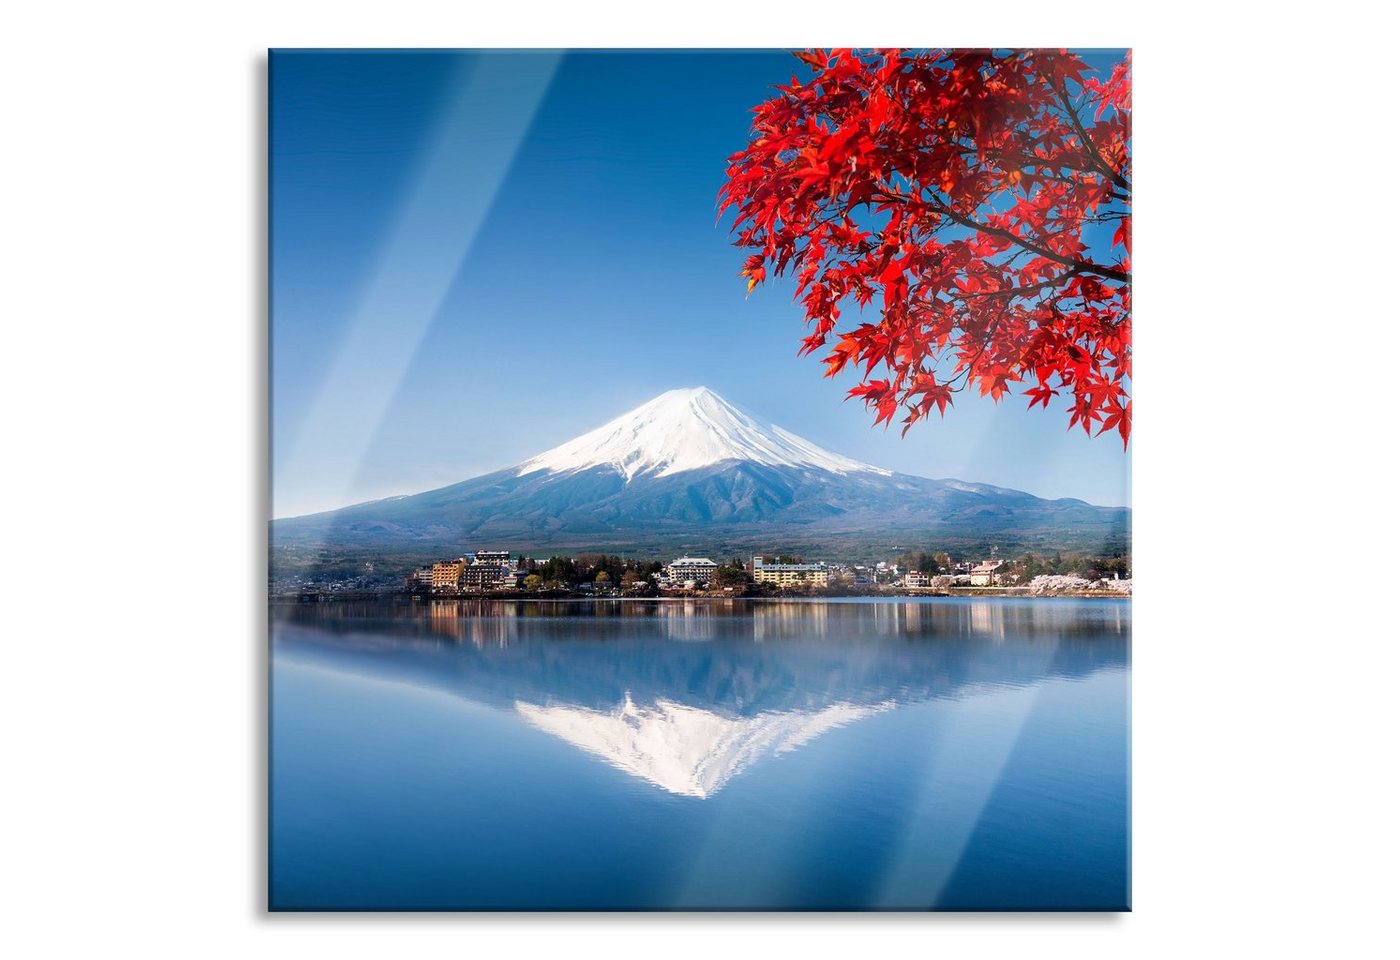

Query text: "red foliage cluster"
[719, 49, 1132, 445]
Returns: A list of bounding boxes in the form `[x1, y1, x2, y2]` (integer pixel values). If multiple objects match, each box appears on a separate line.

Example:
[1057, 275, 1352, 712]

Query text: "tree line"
[998, 552, 1130, 582]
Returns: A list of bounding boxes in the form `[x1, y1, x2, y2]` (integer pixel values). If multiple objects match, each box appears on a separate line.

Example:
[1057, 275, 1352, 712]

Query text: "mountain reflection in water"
[273, 599, 1127, 799]
[271, 598, 1129, 910]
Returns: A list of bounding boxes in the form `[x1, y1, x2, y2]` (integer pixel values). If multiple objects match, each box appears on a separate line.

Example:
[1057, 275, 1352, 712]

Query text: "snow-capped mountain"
[518, 387, 890, 481]
[272, 386, 1129, 554]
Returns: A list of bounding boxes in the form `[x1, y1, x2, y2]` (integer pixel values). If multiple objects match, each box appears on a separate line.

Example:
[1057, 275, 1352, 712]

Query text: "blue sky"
[271, 49, 1131, 519]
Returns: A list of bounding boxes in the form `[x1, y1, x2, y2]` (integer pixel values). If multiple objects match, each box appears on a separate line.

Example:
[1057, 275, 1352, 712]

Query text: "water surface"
[270, 598, 1129, 910]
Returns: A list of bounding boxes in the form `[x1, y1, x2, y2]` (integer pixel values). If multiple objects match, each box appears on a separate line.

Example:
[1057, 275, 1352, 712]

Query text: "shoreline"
[270, 588, 1130, 604]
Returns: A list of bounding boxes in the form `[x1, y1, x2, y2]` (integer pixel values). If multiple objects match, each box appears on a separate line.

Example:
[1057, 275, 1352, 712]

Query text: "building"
[460, 565, 503, 592]
[431, 558, 469, 592]
[460, 565, 521, 591]
[752, 556, 829, 588]
[874, 561, 903, 584]
[461, 550, 518, 592]
[904, 571, 931, 588]
[425, 551, 521, 593]
[667, 556, 718, 587]
[969, 560, 1002, 586]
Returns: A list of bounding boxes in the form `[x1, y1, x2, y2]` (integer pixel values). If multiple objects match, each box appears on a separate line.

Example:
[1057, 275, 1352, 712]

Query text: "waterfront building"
[431, 559, 469, 591]
[904, 571, 931, 588]
[667, 557, 717, 586]
[752, 556, 829, 588]
[970, 561, 1002, 586]
[458, 550, 518, 591]
[461, 565, 503, 592]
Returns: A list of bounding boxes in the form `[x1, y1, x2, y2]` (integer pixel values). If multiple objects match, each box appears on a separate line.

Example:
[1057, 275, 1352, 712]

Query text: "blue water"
[270, 598, 1129, 910]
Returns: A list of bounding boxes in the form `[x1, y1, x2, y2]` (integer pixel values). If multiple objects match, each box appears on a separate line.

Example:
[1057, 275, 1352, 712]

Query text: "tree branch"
[875, 188, 1130, 284]
[1045, 76, 1130, 192]
[946, 269, 1081, 301]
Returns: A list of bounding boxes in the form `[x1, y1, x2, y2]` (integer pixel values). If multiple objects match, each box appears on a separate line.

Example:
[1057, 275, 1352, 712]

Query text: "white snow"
[516, 386, 892, 481]
[515, 694, 890, 798]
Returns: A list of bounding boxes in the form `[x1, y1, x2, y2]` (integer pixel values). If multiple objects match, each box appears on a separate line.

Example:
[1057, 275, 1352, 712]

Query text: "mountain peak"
[516, 386, 891, 481]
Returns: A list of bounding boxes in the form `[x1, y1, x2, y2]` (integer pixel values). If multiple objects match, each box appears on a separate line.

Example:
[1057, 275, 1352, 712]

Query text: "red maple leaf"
[720, 48, 1132, 443]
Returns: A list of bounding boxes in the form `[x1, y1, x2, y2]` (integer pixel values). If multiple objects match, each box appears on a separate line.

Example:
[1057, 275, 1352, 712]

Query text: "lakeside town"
[274, 546, 1131, 601]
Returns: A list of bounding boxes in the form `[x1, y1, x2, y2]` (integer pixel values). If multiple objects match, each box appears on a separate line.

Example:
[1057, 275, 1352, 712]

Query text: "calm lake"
[269, 597, 1130, 911]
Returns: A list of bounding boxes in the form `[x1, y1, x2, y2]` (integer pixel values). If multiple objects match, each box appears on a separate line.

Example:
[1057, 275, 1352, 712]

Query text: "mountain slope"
[272, 386, 1129, 554]
[518, 386, 889, 480]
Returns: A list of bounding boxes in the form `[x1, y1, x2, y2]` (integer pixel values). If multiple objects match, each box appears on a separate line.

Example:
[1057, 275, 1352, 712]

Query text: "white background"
[3, 2, 1396, 956]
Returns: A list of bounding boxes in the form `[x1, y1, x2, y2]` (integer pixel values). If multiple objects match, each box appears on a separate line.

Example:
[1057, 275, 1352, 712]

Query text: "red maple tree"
[719, 49, 1132, 445]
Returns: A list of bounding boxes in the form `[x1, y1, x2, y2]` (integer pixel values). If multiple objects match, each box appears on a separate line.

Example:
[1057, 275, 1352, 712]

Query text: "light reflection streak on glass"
[275, 53, 561, 520]
[869, 683, 1045, 909]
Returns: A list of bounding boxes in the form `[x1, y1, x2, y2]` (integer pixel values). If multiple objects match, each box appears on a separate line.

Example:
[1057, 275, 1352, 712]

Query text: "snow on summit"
[517, 386, 891, 481]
